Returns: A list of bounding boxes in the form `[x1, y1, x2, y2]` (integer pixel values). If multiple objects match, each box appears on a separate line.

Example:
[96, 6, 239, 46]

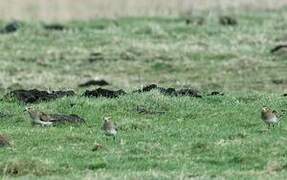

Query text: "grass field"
[1, 1, 287, 179]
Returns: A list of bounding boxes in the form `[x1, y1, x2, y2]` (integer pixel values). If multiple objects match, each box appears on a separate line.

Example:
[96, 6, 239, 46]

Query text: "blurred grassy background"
[1, 0, 287, 21]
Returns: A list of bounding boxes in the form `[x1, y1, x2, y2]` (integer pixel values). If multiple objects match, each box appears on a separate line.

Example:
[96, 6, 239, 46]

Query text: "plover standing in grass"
[102, 117, 117, 139]
[24, 107, 53, 127]
[261, 107, 280, 128]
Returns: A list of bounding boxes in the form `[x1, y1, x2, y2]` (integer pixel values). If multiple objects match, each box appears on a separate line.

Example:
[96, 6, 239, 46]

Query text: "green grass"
[1, 7, 287, 179]
[1, 93, 287, 179]
[0, 10, 287, 93]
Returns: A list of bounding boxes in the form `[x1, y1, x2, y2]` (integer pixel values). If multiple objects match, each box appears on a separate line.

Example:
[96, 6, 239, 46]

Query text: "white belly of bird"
[265, 116, 279, 124]
[106, 129, 117, 136]
[34, 119, 53, 126]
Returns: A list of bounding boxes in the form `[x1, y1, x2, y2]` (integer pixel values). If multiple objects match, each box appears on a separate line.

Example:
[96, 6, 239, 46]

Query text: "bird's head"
[103, 116, 112, 122]
[262, 106, 270, 113]
[24, 107, 37, 116]
[24, 106, 33, 112]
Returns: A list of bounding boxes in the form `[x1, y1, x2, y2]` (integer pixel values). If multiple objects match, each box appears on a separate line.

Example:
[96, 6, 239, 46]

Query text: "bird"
[270, 44, 287, 53]
[24, 107, 53, 127]
[102, 117, 117, 138]
[261, 106, 280, 128]
[25, 107, 85, 126]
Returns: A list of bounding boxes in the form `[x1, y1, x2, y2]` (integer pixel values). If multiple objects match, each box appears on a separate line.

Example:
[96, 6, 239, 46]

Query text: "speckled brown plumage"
[102, 117, 117, 137]
[261, 107, 280, 128]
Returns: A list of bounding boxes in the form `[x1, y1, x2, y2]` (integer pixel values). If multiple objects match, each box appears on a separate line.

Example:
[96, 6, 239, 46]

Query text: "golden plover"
[24, 107, 53, 127]
[261, 107, 280, 128]
[102, 117, 117, 138]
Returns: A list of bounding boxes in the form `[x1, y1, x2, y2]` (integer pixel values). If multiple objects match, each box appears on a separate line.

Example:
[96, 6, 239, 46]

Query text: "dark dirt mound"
[78, 79, 110, 87]
[0, 21, 21, 34]
[158, 87, 178, 96]
[219, 16, 237, 26]
[177, 88, 202, 98]
[43, 24, 66, 31]
[272, 79, 286, 85]
[134, 84, 176, 96]
[88, 52, 105, 63]
[270, 44, 287, 53]
[0, 135, 10, 147]
[138, 84, 158, 92]
[283, 93, 287, 97]
[83, 88, 126, 98]
[134, 84, 202, 98]
[7, 89, 75, 103]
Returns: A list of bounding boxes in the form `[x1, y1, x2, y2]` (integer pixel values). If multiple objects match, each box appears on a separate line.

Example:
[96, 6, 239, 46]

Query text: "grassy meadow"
[0, 1, 287, 179]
